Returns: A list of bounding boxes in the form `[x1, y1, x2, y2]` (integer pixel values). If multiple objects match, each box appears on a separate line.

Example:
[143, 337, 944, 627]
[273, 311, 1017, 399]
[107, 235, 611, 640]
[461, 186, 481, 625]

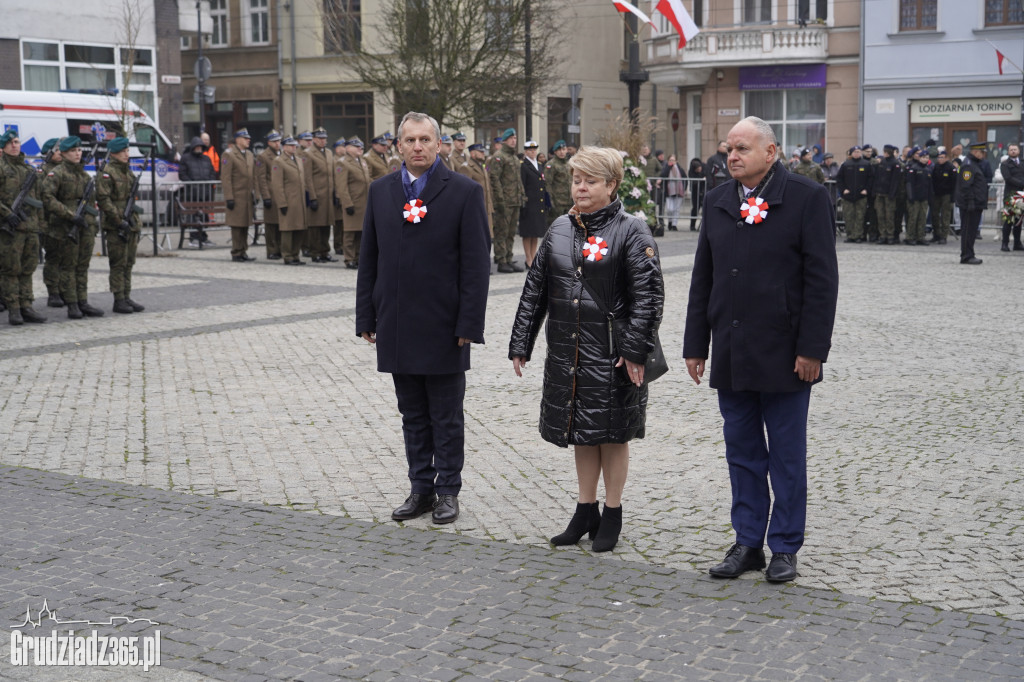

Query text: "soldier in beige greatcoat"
[255, 129, 283, 259]
[221, 128, 257, 261]
[303, 127, 338, 263]
[336, 136, 372, 269]
[270, 137, 308, 265]
[365, 135, 391, 181]
[457, 143, 493, 236]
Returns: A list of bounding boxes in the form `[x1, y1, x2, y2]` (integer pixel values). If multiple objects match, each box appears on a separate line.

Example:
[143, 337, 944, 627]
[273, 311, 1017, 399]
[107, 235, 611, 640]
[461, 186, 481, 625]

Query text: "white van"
[0, 89, 180, 228]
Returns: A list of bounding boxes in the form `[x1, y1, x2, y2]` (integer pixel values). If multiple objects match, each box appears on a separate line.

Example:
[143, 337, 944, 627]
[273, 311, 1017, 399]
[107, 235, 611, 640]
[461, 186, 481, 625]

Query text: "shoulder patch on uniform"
[645, 247, 655, 258]
[102, 174, 110, 178]
[46, 172, 55, 176]
[963, 170, 972, 181]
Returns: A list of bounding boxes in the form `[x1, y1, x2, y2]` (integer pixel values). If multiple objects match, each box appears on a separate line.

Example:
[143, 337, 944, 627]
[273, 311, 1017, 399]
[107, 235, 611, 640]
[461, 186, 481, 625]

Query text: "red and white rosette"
[403, 199, 427, 223]
[740, 196, 768, 224]
[582, 235, 609, 262]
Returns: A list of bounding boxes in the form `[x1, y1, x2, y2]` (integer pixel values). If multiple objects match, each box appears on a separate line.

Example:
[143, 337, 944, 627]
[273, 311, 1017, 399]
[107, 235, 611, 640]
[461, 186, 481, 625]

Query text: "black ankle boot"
[550, 502, 600, 546]
[591, 504, 622, 553]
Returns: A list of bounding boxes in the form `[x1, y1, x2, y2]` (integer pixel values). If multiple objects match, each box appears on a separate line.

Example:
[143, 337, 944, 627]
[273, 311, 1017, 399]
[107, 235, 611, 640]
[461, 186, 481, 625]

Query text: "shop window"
[985, 0, 1024, 26]
[899, 0, 937, 31]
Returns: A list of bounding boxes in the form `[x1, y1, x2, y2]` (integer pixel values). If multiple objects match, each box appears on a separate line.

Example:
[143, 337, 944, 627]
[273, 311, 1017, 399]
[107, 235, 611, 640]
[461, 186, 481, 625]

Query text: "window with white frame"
[795, 0, 827, 23]
[209, 0, 229, 47]
[245, 0, 270, 45]
[743, 0, 772, 24]
[21, 39, 158, 120]
[744, 88, 825, 157]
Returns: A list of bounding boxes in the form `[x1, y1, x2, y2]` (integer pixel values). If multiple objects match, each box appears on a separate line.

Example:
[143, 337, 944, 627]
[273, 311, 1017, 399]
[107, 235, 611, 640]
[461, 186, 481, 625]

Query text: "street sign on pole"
[194, 56, 212, 82]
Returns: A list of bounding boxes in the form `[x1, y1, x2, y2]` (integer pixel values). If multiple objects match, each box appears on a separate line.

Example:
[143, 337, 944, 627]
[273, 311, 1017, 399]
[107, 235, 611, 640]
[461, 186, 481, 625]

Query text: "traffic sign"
[671, 111, 679, 131]
[194, 56, 212, 82]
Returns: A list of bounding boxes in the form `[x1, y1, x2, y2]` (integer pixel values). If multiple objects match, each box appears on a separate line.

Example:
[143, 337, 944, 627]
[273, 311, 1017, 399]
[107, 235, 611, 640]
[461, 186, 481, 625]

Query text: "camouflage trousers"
[53, 225, 97, 304]
[906, 201, 928, 242]
[106, 229, 138, 299]
[492, 204, 518, 264]
[842, 198, 867, 240]
[931, 194, 952, 241]
[41, 234, 62, 296]
[874, 195, 895, 240]
[0, 230, 40, 309]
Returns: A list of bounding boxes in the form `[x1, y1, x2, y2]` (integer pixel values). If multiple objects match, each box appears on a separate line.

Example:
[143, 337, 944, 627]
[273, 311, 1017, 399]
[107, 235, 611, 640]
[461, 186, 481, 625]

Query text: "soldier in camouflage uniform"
[0, 130, 47, 325]
[39, 138, 66, 308]
[96, 137, 144, 314]
[792, 147, 825, 184]
[544, 139, 572, 219]
[40, 136, 105, 319]
[487, 128, 525, 272]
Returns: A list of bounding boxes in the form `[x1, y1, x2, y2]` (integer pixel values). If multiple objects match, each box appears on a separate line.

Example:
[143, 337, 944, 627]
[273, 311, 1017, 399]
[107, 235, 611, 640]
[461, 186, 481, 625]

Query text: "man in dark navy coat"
[683, 116, 839, 583]
[356, 112, 491, 525]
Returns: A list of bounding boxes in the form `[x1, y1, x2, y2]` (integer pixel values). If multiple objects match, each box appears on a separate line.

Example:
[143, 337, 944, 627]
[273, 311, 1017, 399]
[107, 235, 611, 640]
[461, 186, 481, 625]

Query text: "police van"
[0, 89, 179, 228]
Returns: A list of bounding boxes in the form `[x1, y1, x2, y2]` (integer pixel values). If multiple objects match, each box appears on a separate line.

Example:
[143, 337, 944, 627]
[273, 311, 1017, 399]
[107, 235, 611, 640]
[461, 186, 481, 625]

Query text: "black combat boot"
[550, 502, 600, 546]
[126, 298, 145, 312]
[113, 298, 134, 314]
[8, 307, 23, 325]
[47, 293, 65, 308]
[78, 299, 105, 317]
[66, 302, 84, 319]
[20, 307, 46, 323]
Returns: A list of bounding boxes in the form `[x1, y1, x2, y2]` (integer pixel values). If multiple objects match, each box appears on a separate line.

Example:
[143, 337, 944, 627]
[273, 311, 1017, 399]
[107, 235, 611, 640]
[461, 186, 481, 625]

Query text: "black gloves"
[346, 206, 355, 216]
[309, 199, 319, 212]
[226, 199, 235, 211]
[71, 215, 87, 228]
[280, 206, 288, 216]
[5, 213, 21, 228]
[264, 199, 273, 209]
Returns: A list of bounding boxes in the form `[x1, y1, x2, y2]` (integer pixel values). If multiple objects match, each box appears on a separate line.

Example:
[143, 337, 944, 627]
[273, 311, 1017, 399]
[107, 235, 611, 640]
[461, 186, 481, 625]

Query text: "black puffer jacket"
[509, 199, 664, 448]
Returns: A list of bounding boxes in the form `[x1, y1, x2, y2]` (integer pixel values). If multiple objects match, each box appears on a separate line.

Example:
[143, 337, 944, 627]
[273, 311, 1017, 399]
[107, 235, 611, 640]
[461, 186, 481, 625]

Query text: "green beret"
[41, 138, 59, 155]
[500, 128, 516, 142]
[0, 130, 18, 147]
[107, 137, 130, 153]
[59, 136, 82, 152]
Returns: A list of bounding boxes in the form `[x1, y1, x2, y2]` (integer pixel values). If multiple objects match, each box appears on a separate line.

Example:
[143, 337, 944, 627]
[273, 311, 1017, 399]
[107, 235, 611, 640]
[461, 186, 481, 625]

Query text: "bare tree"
[321, 0, 563, 130]
[115, 0, 147, 136]
[594, 109, 662, 161]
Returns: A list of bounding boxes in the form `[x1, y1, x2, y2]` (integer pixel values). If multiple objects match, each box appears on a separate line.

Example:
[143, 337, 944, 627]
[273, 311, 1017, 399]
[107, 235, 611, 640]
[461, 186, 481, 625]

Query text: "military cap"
[967, 142, 988, 151]
[500, 128, 516, 141]
[799, 147, 812, 156]
[381, 131, 394, 140]
[0, 130, 18, 147]
[59, 136, 82, 152]
[440, 134, 452, 143]
[937, 146, 948, 155]
[823, 152, 834, 159]
[41, 138, 59, 155]
[266, 129, 282, 142]
[493, 137, 502, 145]
[298, 131, 313, 140]
[552, 139, 567, 151]
[452, 132, 466, 141]
[313, 127, 329, 139]
[468, 143, 485, 152]
[524, 140, 539, 149]
[107, 136, 130, 153]
[333, 139, 346, 148]
[848, 145, 861, 154]
[882, 144, 897, 153]
[346, 136, 364, 148]
[371, 135, 388, 145]
[909, 145, 922, 156]
[861, 144, 873, 151]
[282, 136, 297, 146]
[234, 127, 251, 139]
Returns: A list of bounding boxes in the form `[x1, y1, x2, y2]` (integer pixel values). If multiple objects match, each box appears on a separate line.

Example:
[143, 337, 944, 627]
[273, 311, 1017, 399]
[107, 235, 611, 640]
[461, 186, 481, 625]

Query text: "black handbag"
[577, 270, 668, 385]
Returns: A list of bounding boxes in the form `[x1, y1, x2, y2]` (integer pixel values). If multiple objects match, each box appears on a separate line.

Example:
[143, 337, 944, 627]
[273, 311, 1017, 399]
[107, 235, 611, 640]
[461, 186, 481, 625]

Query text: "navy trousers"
[717, 387, 811, 554]
[392, 372, 466, 496]
[960, 208, 982, 261]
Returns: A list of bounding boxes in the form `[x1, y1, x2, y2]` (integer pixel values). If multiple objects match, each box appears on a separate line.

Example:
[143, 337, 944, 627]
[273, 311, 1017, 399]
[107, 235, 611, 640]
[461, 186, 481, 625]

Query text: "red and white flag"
[612, 0, 655, 27]
[656, 0, 700, 49]
[997, 49, 1006, 75]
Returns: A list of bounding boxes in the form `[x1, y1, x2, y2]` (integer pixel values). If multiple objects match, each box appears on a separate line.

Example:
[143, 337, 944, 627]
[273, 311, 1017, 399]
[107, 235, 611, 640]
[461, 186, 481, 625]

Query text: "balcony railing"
[646, 26, 828, 67]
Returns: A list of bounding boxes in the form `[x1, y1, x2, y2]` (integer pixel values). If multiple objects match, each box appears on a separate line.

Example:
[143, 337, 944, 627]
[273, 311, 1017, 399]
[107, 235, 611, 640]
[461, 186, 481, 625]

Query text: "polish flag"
[612, 1, 655, 27]
[997, 49, 1006, 75]
[656, 0, 700, 49]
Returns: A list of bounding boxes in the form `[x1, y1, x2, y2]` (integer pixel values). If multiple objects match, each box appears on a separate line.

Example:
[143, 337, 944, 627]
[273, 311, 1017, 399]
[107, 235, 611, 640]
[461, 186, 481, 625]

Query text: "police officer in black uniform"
[955, 142, 992, 265]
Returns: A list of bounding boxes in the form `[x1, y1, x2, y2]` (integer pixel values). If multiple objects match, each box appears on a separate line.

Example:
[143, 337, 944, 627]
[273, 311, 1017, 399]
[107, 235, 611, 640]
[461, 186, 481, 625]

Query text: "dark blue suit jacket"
[683, 161, 839, 393]
[356, 161, 491, 374]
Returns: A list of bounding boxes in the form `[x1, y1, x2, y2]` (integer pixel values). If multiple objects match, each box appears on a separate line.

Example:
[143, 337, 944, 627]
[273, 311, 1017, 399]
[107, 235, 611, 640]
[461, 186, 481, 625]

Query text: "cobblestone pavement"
[0, 230, 1023, 679]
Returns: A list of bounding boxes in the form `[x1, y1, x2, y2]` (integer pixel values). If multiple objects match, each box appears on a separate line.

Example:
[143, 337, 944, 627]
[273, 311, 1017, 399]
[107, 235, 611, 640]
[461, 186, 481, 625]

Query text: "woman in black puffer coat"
[510, 146, 664, 553]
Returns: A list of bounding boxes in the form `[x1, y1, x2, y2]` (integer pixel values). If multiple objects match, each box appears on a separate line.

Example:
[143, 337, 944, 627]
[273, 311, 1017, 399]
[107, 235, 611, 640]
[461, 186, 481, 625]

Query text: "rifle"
[67, 143, 105, 244]
[117, 148, 150, 243]
[2, 146, 56, 236]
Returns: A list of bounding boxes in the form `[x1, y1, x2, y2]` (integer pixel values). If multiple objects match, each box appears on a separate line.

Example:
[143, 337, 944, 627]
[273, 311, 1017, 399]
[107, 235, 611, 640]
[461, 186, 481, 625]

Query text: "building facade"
[642, 0, 860, 163]
[862, 0, 1024, 165]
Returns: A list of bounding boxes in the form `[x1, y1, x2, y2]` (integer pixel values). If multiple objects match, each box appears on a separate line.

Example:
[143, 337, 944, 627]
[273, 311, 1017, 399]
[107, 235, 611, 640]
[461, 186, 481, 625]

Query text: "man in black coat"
[705, 141, 731, 190]
[999, 143, 1024, 251]
[356, 112, 491, 525]
[178, 135, 218, 246]
[683, 116, 839, 583]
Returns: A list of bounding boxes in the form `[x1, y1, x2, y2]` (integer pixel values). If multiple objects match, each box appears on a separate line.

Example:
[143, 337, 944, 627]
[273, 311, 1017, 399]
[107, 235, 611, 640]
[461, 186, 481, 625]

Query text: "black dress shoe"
[232, 255, 255, 262]
[432, 494, 459, 524]
[47, 293, 65, 308]
[20, 307, 46, 323]
[1001, 244, 1010, 252]
[284, 259, 306, 266]
[392, 493, 437, 520]
[267, 253, 282, 260]
[709, 543, 766, 578]
[765, 553, 798, 582]
[916, 240, 929, 246]
[345, 262, 358, 269]
[960, 257, 983, 265]
[320, 255, 338, 263]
